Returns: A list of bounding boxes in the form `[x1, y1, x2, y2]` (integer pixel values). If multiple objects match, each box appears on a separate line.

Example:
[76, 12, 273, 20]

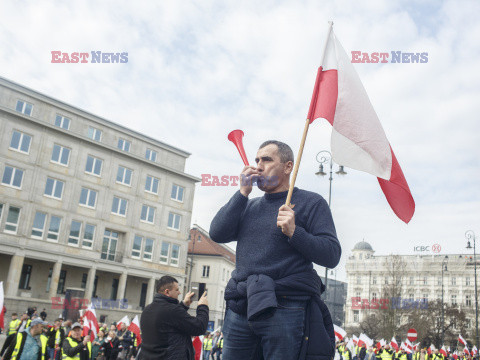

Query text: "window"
[202, 265, 210, 278]
[355, 291, 361, 298]
[168, 213, 181, 230]
[144, 238, 154, 261]
[116, 166, 132, 186]
[2, 166, 24, 189]
[171, 185, 184, 202]
[112, 197, 128, 216]
[132, 235, 143, 258]
[46, 269, 52, 292]
[451, 295, 457, 305]
[81, 273, 88, 289]
[145, 175, 159, 194]
[16, 100, 33, 116]
[82, 224, 96, 248]
[87, 126, 102, 141]
[57, 270, 67, 294]
[68, 221, 82, 246]
[19, 264, 32, 290]
[423, 277, 428, 285]
[170, 244, 180, 266]
[0, 203, 3, 220]
[5, 206, 20, 233]
[31, 212, 47, 239]
[51, 144, 70, 166]
[79, 188, 97, 208]
[466, 277, 471, 286]
[372, 276, 377, 285]
[356, 276, 361, 285]
[384, 277, 388, 285]
[466, 295, 472, 307]
[140, 205, 155, 223]
[145, 149, 157, 161]
[452, 277, 456, 286]
[160, 242, 170, 264]
[353, 310, 359, 323]
[10, 131, 32, 153]
[466, 319, 471, 329]
[101, 230, 118, 261]
[409, 294, 414, 300]
[372, 292, 377, 301]
[409, 276, 414, 285]
[118, 139, 131, 152]
[44, 178, 64, 199]
[47, 216, 61, 242]
[54, 115, 70, 130]
[85, 155, 103, 176]
[437, 277, 442, 286]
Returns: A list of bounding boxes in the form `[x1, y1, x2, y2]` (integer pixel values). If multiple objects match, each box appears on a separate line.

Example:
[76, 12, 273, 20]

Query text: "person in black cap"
[62, 322, 91, 360]
[3, 317, 48, 360]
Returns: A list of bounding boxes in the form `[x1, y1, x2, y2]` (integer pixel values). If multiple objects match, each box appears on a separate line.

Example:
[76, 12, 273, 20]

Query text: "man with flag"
[116, 320, 133, 359]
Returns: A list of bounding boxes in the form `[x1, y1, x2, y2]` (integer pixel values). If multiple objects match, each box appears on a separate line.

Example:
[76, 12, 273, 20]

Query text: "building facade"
[0, 76, 198, 322]
[320, 274, 347, 327]
[186, 225, 235, 331]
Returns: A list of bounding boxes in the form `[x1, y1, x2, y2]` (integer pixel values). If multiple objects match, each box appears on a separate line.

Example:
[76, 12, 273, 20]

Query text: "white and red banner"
[117, 315, 130, 330]
[376, 339, 386, 349]
[458, 334, 467, 346]
[464, 347, 471, 356]
[82, 305, 100, 340]
[334, 324, 347, 341]
[353, 335, 359, 345]
[128, 315, 142, 345]
[346, 338, 355, 353]
[391, 337, 399, 351]
[193, 336, 203, 360]
[440, 346, 447, 357]
[307, 25, 415, 223]
[472, 346, 478, 355]
[359, 333, 373, 348]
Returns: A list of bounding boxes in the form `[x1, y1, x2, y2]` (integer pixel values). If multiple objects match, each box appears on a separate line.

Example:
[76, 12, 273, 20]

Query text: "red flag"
[307, 25, 415, 223]
[464, 347, 471, 356]
[459, 335, 467, 346]
[193, 336, 203, 360]
[440, 346, 447, 357]
[334, 325, 346, 341]
[116, 315, 130, 330]
[128, 315, 142, 345]
[391, 337, 399, 351]
[82, 306, 99, 340]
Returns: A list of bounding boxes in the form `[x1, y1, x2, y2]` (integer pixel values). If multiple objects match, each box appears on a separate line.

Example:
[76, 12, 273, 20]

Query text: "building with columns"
[0, 76, 198, 322]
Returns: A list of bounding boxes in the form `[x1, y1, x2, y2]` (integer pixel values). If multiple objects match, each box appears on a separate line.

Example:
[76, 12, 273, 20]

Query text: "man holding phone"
[61, 322, 91, 360]
[139, 275, 209, 360]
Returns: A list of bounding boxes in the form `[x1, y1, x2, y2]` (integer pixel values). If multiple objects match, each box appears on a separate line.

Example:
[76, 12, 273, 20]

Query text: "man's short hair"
[259, 140, 294, 163]
[12, 313, 17, 316]
[156, 275, 178, 293]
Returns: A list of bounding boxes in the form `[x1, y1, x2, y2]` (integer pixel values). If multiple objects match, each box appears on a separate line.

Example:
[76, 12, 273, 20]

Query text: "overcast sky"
[1, 0, 479, 281]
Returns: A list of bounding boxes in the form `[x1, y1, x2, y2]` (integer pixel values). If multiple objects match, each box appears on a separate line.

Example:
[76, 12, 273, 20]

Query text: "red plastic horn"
[228, 129, 249, 166]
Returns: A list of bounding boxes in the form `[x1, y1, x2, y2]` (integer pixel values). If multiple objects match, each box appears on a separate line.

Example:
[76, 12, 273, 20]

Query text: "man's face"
[55, 321, 61, 329]
[12, 315, 17, 320]
[254, 144, 291, 193]
[31, 324, 44, 336]
[71, 327, 82, 340]
[165, 282, 181, 300]
[121, 323, 126, 331]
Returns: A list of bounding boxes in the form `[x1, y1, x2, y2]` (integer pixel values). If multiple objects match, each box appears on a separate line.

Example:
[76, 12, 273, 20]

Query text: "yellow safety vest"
[10, 332, 47, 360]
[219, 338, 223, 349]
[55, 329, 62, 345]
[62, 337, 92, 360]
[203, 338, 213, 351]
[399, 353, 408, 360]
[8, 319, 22, 335]
[380, 349, 394, 360]
[343, 349, 352, 360]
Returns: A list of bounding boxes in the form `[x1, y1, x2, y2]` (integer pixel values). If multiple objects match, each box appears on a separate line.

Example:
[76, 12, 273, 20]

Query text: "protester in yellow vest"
[3, 318, 48, 360]
[0, 313, 22, 357]
[203, 334, 214, 360]
[61, 322, 91, 360]
[379, 345, 395, 360]
[343, 346, 352, 360]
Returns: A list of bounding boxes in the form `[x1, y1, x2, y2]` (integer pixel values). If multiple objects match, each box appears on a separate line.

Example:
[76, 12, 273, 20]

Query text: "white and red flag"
[464, 347, 471, 356]
[413, 343, 420, 351]
[334, 324, 347, 341]
[440, 346, 447, 357]
[128, 315, 142, 345]
[453, 351, 459, 360]
[117, 315, 130, 330]
[306, 23, 415, 223]
[377, 339, 386, 349]
[82, 305, 100, 339]
[472, 346, 478, 355]
[405, 340, 413, 353]
[346, 338, 355, 353]
[391, 337, 399, 351]
[459, 334, 467, 346]
[359, 334, 373, 348]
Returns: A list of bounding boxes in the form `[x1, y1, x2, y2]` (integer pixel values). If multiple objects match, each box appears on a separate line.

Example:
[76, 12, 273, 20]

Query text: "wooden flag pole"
[285, 21, 333, 207]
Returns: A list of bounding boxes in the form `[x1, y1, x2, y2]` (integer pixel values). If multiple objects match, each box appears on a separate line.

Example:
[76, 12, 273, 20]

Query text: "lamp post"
[441, 255, 448, 345]
[315, 150, 347, 299]
[187, 233, 196, 292]
[466, 230, 479, 347]
[330, 269, 338, 324]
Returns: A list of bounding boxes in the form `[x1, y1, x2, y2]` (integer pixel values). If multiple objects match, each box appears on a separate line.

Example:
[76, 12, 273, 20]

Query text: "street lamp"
[441, 255, 448, 345]
[315, 150, 347, 299]
[187, 233, 196, 292]
[466, 230, 479, 347]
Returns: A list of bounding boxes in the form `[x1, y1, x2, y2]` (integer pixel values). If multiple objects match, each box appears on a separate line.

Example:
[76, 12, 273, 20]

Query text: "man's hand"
[83, 335, 90, 345]
[277, 205, 295, 238]
[183, 291, 195, 307]
[198, 291, 208, 306]
[239, 166, 259, 197]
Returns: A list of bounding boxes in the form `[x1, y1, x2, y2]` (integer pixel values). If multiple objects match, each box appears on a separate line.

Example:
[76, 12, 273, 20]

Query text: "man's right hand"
[239, 166, 259, 197]
[83, 335, 90, 345]
[198, 291, 208, 306]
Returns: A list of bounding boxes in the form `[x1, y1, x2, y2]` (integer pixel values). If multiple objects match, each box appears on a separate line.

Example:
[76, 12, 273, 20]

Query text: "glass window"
[79, 188, 97, 208]
[51, 144, 70, 166]
[202, 265, 210, 278]
[10, 131, 32, 153]
[68, 220, 82, 246]
[353, 310, 359, 323]
[145, 149, 157, 161]
[160, 242, 170, 263]
[2, 166, 24, 189]
[118, 139, 131, 152]
[0, 203, 3, 220]
[167, 213, 181, 230]
[44, 178, 64, 199]
[54, 115, 70, 130]
[5, 206, 20, 233]
[112, 197, 128, 216]
[451, 295, 457, 305]
[466, 295, 472, 307]
[87, 126, 102, 141]
[19, 264, 32, 289]
[132, 235, 142, 258]
[83, 224, 96, 248]
[16, 100, 33, 116]
[116, 166, 132, 186]
[85, 155, 103, 176]
[145, 175, 159, 194]
[31, 212, 47, 238]
[140, 205, 155, 223]
[101, 230, 118, 261]
[171, 185, 184, 202]
[466, 277, 471, 286]
[170, 244, 180, 266]
[144, 238, 154, 260]
[57, 270, 67, 294]
[47, 216, 61, 242]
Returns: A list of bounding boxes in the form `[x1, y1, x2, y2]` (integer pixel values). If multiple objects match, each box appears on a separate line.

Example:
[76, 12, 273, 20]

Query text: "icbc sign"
[414, 244, 441, 253]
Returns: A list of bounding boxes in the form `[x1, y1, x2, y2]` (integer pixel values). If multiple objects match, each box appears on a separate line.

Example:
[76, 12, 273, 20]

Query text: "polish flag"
[464, 347, 471, 356]
[359, 333, 373, 348]
[413, 343, 420, 351]
[117, 315, 130, 330]
[440, 346, 447, 357]
[193, 336, 203, 360]
[453, 351, 458, 360]
[376, 339, 386, 349]
[472, 346, 478, 355]
[307, 23, 415, 223]
[352, 335, 359, 345]
[391, 337, 399, 351]
[459, 335, 467, 346]
[82, 305, 100, 339]
[404, 340, 413, 353]
[128, 315, 141, 345]
[0, 281, 5, 330]
[334, 324, 347, 341]
[346, 338, 355, 353]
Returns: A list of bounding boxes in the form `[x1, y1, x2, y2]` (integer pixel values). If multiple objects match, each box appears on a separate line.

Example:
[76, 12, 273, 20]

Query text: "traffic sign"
[407, 328, 417, 342]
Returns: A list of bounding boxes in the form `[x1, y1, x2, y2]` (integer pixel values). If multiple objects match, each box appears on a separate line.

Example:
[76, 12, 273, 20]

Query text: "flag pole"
[285, 20, 334, 207]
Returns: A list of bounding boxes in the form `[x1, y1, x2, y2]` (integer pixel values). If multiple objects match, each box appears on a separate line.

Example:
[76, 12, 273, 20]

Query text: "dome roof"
[353, 240, 373, 251]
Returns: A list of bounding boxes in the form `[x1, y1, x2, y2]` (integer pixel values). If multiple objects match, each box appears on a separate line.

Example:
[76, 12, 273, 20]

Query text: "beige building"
[186, 225, 236, 331]
[0, 76, 199, 322]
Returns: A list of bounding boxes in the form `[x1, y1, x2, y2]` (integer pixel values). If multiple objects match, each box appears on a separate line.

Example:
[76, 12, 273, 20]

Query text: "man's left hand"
[277, 205, 295, 238]
[183, 291, 195, 307]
